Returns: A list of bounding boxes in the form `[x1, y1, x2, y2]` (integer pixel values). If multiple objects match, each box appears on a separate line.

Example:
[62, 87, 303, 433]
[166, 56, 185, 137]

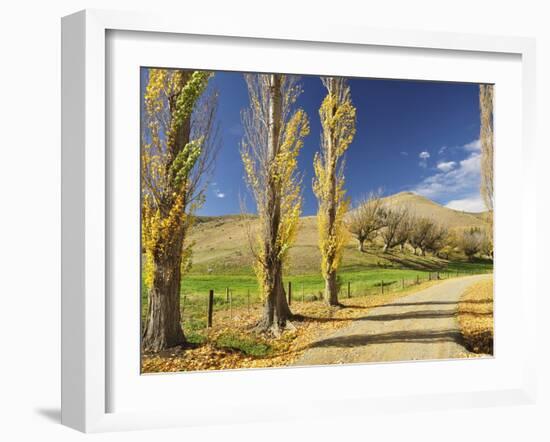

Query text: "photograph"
[140, 68, 494, 373]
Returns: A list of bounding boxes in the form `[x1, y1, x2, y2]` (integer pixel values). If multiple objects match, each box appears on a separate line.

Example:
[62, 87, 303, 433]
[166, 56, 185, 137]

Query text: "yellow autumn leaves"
[313, 79, 357, 292]
[141, 69, 212, 288]
[241, 75, 356, 304]
[241, 75, 310, 302]
[458, 278, 494, 355]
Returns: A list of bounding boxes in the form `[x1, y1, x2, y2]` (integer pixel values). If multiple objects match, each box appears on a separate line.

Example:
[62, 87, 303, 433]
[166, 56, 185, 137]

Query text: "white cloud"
[418, 151, 430, 168]
[411, 151, 481, 201]
[445, 195, 485, 212]
[211, 181, 225, 198]
[400, 151, 408, 156]
[410, 138, 484, 204]
[436, 139, 480, 157]
[463, 139, 481, 152]
[436, 161, 457, 172]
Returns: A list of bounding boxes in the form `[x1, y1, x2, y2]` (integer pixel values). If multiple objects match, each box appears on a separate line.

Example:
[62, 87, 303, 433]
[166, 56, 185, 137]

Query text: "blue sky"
[142, 69, 485, 216]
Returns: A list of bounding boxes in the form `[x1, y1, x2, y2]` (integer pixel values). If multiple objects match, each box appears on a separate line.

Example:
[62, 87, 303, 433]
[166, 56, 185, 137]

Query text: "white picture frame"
[61, 9, 537, 433]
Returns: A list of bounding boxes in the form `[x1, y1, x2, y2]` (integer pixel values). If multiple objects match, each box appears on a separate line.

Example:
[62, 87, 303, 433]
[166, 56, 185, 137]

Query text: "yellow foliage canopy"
[240, 74, 310, 299]
[313, 78, 356, 279]
[141, 69, 213, 287]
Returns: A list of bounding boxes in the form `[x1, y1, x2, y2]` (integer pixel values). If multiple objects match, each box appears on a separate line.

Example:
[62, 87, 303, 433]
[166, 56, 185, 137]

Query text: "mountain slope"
[187, 192, 487, 275]
[381, 192, 486, 229]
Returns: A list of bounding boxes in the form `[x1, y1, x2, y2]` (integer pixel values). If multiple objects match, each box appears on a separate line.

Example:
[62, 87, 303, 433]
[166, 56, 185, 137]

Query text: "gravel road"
[295, 274, 492, 366]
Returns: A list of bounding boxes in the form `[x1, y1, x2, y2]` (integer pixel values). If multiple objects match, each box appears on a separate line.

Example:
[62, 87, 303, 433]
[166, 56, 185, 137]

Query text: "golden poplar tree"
[479, 84, 494, 257]
[141, 69, 218, 351]
[313, 77, 356, 306]
[480, 84, 494, 211]
[241, 74, 309, 333]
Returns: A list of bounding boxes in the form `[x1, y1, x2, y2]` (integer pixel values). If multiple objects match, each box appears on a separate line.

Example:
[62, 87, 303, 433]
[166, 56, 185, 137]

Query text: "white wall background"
[0, 0, 548, 440]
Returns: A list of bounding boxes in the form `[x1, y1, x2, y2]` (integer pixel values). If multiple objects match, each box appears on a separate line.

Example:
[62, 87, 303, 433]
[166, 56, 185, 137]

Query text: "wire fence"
[178, 269, 492, 330]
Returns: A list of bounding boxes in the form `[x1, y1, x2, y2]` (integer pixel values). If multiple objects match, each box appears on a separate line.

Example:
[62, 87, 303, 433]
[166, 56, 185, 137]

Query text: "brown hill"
[381, 192, 486, 229]
[186, 192, 487, 275]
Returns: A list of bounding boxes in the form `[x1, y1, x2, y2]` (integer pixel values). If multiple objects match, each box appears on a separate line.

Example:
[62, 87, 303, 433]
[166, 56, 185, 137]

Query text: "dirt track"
[295, 274, 492, 366]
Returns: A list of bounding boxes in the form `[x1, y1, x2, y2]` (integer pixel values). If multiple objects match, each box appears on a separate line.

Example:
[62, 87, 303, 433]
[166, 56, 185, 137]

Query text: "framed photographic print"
[61, 9, 537, 432]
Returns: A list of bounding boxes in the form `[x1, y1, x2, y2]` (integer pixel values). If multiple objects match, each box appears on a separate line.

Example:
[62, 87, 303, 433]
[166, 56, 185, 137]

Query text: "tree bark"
[256, 74, 293, 333]
[142, 197, 189, 352]
[323, 78, 339, 306]
[256, 261, 291, 333]
[142, 252, 185, 352]
[325, 270, 339, 306]
[142, 72, 192, 352]
[358, 239, 365, 252]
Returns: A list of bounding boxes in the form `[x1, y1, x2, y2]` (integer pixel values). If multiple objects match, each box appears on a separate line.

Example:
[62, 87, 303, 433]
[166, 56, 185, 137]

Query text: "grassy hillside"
[187, 192, 487, 276]
[382, 191, 486, 228]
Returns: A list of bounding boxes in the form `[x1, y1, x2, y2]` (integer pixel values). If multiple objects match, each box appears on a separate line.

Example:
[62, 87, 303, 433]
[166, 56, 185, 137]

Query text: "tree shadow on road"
[357, 308, 492, 322]
[292, 314, 350, 324]
[309, 328, 465, 348]
[382, 298, 492, 308]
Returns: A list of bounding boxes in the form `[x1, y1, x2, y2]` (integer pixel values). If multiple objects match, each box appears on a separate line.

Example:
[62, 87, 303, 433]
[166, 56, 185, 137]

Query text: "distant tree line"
[346, 192, 492, 261]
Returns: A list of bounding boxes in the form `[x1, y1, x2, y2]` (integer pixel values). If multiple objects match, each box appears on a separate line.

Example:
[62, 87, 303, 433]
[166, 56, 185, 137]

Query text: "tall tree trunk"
[142, 73, 192, 352]
[325, 270, 338, 306]
[324, 78, 339, 306]
[324, 197, 339, 305]
[142, 211, 188, 351]
[257, 74, 292, 332]
[142, 251, 185, 352]
[358, 239, 365, 252]
[257, 260, 291, 333]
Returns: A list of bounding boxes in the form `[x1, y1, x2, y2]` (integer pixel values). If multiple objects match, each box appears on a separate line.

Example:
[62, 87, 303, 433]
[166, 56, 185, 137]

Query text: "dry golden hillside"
[187, 192, 487, 275]
[381, 192, 486, 229]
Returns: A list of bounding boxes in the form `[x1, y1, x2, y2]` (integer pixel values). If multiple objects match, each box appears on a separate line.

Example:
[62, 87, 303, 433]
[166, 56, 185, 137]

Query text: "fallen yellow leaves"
[457, 278, 493, 355]
[142, 281, 442, 373]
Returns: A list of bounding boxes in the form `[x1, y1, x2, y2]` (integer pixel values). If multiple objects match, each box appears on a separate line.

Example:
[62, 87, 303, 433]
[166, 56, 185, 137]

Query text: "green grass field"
[141, 255, 493, 339]
[179, 260, 492, 301]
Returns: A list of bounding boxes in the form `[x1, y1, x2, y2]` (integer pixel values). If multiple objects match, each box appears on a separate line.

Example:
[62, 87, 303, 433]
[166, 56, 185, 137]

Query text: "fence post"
[347, 281, 351, 298]
[226, 287, 229, 303]
[229, 290, 233, 319]
[381, 280, 384, 294]
[437, 272, 440, 280]
[416, 275, 420, 284]
[288, 281, 292, 306]
[302, 284, 305, 303]
[207, 290, 214, 328]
